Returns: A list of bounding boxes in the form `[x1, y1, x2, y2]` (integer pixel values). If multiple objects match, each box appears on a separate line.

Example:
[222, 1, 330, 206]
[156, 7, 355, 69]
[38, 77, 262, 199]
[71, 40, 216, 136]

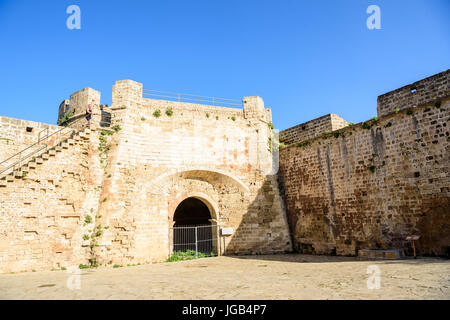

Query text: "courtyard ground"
[0, 254, 448, 300]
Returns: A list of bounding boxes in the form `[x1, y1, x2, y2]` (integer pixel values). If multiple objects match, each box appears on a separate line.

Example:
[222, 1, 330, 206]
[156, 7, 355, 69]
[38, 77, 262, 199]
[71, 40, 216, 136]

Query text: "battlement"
[58, 80, 272, 128]
[57, 87, 101, 125]
[377, 69, 450, 117]
[280, 113, 348, 145]
[110, 79, 271, 124]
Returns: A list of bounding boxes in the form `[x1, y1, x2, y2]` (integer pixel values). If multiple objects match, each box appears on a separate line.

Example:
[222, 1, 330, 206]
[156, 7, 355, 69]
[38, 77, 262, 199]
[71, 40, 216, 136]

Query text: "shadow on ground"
[226, 253, 449, 265]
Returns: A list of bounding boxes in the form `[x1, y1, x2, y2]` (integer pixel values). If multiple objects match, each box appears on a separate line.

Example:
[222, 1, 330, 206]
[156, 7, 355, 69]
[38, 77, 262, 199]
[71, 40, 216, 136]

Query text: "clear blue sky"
[0, 0, 448, 130]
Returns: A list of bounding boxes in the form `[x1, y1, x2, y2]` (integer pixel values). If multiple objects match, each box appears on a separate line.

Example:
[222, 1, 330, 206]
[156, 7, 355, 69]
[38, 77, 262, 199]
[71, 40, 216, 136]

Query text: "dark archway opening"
[173, 197, 211, 226]
[172, 197, 215, 254]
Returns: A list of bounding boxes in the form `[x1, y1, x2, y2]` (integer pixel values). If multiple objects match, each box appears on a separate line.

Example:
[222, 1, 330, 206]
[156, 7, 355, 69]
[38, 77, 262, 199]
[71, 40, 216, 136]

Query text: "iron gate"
[169, 224, 220, 258]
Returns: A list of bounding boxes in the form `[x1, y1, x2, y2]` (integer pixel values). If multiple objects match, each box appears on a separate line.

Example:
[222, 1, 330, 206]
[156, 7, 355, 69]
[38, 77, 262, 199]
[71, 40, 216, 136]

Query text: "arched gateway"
[171, 197, 219, 256]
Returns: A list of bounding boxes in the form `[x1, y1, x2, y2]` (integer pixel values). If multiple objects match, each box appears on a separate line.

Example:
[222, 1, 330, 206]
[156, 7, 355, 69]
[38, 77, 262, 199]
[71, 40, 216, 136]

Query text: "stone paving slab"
[0, 254, 448, 300]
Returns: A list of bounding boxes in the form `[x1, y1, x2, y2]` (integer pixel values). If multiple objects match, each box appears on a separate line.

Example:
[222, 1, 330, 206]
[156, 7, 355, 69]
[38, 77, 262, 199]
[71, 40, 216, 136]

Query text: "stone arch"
[148, 168, 250, 196]
[169, 194, 220, 255]
[170, 192, 219, 224]
[173, 197, 211, 226]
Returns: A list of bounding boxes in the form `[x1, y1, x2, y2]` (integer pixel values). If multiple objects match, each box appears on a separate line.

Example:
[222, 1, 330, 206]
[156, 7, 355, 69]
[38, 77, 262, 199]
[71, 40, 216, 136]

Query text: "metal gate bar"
[170, 224, 219, 259]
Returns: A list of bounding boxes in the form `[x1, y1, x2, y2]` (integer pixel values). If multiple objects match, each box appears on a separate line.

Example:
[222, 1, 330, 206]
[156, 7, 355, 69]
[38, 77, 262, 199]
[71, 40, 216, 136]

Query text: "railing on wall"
[0, 117, 87, 179]
[143, 89, 243, 108]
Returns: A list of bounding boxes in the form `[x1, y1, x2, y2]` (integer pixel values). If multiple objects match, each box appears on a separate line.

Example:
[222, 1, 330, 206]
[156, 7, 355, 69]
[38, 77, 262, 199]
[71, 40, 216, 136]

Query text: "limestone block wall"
[377, 69, 449, 118]
[0, 117, 60, 171]
[91, 80, 292, 266]
[0, 127, 105, 273]
[280, 114, 349, 146]
[0, 80, 292, 273]
[57, 100, 70, 123]
[279, 96, 450, 256]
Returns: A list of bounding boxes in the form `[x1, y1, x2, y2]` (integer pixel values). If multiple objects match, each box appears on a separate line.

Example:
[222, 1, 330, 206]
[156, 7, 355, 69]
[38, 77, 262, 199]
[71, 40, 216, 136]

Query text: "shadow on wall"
[224, 174, 293, 256]
[276, 100, 450, 258]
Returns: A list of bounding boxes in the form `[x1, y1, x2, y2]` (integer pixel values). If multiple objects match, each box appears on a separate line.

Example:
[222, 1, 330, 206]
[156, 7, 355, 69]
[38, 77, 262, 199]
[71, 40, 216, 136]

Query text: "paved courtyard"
[0, 254, 448, 300]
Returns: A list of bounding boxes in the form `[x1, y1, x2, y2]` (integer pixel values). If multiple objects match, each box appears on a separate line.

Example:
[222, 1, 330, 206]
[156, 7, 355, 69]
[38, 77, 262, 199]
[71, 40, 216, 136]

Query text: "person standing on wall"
[85, 104, 93, 127]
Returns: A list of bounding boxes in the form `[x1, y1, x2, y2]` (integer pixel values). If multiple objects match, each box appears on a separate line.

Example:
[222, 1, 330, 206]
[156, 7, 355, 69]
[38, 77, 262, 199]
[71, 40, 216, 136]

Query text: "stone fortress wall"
[85, 80, 292, 266]
[279, 69, 449, 256]
[0, 70, 448, 273]
[0, 79, 292, 273]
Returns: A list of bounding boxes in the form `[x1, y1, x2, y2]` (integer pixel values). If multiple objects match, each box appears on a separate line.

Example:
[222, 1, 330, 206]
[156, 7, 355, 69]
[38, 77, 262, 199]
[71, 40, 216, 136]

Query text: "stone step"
[0, 179, 7, 187]
[56, 146, 62, 152]
[28, 161, 36, 169]
[36, 157, 44, 164]
[14, 170, 23, 178]
[357, 249, 404, 260]
[42, 153, 49, 160]
[68, 139, 75, 145]
[48, 149, 56, 156]
[62, 141, 69, 149]
[6, 174, 14, 182]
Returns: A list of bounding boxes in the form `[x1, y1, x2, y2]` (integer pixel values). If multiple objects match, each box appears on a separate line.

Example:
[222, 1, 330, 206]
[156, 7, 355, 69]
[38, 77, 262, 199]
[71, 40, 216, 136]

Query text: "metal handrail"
[0, 116, 86, 178]
[143, 89, 241, 102]
[142, 89, 243, 107]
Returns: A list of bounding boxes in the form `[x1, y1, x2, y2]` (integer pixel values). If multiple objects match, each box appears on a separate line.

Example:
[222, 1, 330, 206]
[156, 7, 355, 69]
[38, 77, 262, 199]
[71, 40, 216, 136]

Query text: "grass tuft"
[165, 250, 215, 262]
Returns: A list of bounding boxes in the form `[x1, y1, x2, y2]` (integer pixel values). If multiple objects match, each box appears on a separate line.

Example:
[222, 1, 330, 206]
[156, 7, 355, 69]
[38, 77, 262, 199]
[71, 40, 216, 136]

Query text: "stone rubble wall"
[279, 97, 449, 256]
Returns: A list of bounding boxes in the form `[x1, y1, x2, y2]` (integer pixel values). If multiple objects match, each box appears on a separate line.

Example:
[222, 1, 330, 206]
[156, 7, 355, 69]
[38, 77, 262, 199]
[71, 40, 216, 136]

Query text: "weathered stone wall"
[2, 70, 448, 274]
[279, 97, 449, 256]
[0, 127, 106, 273]
[0, 117, 59, 171]
[377, 69, 449, 118]
[57, 88, 101, 124]
[280, 114, 348, 146]
[92, 80, 292, 266]
[0, 79, 292, 273]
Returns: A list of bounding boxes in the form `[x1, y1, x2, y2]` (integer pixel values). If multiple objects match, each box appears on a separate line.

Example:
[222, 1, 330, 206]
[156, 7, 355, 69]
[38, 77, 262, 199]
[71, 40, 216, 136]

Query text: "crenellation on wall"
[112, 79, 143, 108]
[57, 100, 70, 122]
[280, 113, 349, 146]
[243, 96, 267, 122]
[377, 69, 449, 118]
[57, 87, 102, 127]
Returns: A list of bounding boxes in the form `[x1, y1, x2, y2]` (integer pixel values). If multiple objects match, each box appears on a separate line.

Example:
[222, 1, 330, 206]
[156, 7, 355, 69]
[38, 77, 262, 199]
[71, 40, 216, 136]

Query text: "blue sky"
[0, 0, 448, 130]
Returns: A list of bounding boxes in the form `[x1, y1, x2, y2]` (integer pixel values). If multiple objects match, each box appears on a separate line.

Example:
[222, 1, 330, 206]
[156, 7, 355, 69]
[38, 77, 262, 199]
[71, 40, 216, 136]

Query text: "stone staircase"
[0, 127, 91, 188]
